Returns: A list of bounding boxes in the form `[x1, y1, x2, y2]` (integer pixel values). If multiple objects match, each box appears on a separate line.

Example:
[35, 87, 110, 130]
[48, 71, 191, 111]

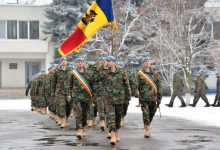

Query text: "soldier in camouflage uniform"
[212, 73, 220, 107]
[35, 70, 47, 114]
[51, 57, 73, 128]
[104, 56, 131, 145]
[116, 61, 139, 127]
[86, 61, 98, 127]
[69, 57, 93, 139]
[26, 74, 38, 111]
[137, 57, 162, 138]
[45, 64, 56, 119]
[189, 74, 210, 107]
[165, 69, 186, 107]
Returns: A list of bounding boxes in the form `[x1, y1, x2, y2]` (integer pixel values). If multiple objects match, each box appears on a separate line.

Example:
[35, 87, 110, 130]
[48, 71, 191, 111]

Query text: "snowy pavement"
[0, 94, 219, 127]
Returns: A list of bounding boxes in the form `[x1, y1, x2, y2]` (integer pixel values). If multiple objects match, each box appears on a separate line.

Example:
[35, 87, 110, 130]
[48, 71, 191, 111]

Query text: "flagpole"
[111, 0, 115, 56]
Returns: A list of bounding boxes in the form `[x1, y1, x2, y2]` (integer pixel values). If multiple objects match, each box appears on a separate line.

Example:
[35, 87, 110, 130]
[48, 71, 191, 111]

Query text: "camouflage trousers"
[96, 97, 106, 121]
[30, 96, 36, 107]
[56, 95, 72, 118]
[214, 92, 220, 104]
[47, 96, 55, 113]
[106, 103, 124, 132]
[75, 101, 89, 129]
[140, 101, 157, 125]
[169, 91, 185, 106]
[192, 92, 209, 105]
[87, 101, 98, 120]
[123, 101, 129, 117]
[36, 97, 47, 107]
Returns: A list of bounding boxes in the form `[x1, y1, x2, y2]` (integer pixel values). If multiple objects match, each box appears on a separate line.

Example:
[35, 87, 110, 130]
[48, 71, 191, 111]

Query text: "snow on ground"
[0, 94, 219, 127]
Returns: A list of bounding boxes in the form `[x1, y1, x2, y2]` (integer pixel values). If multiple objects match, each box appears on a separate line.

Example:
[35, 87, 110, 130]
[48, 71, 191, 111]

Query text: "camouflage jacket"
[30, 78, 37, 97]
[104, 68, 131, 104]
[35, 75, 46, 97]
[127, 70, 139, 97]
[92, 65, 109, 97]
[137, 67, 162, 103]
[69, 69, 92, 102]
[217, 77, 220, 92]
[51, 66, 72, 96]
[45, 72, 55, 98]
[173, 74, 184, 93]
[195, 77, 208, 93]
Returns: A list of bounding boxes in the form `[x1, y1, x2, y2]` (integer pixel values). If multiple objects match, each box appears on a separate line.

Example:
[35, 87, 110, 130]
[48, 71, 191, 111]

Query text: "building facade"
[0, 4, 54, 88]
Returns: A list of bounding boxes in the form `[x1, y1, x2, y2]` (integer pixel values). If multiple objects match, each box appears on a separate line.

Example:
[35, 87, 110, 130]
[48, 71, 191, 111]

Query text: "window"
[30, 21, 39, 39]
[19, 21, 28, 39]
[7, 20, 17, 39]
[9, 63, 17, 69]
[0, 20, 6, 39]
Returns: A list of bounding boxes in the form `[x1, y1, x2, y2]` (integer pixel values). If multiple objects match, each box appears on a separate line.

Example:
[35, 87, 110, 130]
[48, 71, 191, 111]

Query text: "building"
[0, 1, 54, 88]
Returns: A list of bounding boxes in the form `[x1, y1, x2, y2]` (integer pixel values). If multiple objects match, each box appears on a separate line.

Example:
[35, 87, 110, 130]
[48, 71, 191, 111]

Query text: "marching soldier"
[137, 57, 162, 138]
[116, 61, 139, 127]
[92, 57, 108, 131]
[104, 56, 131, 145]
[45, 64, 57, 119]
[35, 70, 47, 114]
[165, 68, 186, 107]
[189, 74, 210, 107]
[212, 72, 220, 107]
[69, 57, 93, 139]
[51, 57, 73, 128]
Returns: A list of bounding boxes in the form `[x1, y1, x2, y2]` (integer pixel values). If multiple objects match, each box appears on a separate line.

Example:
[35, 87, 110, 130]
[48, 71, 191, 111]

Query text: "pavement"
[0, 110, 220, 150]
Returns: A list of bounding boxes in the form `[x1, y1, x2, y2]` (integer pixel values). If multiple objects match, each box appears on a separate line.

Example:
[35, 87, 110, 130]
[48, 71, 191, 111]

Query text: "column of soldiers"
[25, 56, 162, 145]
[25, 55, 219, 145]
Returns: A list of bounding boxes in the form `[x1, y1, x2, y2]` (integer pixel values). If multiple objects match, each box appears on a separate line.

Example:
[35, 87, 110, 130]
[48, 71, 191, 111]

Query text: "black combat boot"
[165, 104, 173, 107]
[179, 103, 186, 107]
[189, 104, 195, 107]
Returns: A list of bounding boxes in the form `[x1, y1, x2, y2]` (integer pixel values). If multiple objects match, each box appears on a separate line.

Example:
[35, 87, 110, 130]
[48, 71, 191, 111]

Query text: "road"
[0, 110, 219, 150]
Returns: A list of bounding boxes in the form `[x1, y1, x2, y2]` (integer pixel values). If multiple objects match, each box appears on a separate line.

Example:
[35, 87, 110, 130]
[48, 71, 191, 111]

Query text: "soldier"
[92, 57, 108, 131]
[189, 74, 210, 107]
[45, 64, 57, 119]
[116, 61, 139, 127]
[212, 72, 220, 107]
[137, 57, 162, 138]
[25, 74, 38, 111]
[69, 57, 93, 139]
[51, 57, 73, 128]
[104, 56, 131, 145]
[165, 68, 186, 107]
[86, 61, 98, 127]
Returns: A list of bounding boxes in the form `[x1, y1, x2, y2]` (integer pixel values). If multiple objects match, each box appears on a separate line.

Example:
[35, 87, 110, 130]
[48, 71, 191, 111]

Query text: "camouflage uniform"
[86, 65, 98, 122]
[123, 70, 139, 117]
[92, 65, 109, 121]
[212, 76, 220, 106]
[35, 74, 47, 108]
[51, 66, 73, 118]
[166, 74, 186, 107]
[104, 68, 131, 132]
[137, 68, 162, 125]
[190, 76, 210, 107]
[69, 69, 92, 129]
[45, 72, 55, 113]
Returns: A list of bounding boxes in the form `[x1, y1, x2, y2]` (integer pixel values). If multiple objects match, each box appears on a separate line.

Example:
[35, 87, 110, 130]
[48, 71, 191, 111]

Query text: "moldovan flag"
[59, 0, 115, 56]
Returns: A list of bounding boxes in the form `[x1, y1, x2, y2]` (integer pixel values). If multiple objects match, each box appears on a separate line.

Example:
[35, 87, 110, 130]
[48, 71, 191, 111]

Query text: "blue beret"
[116, 61, 125, 67]
[106, 55, 116, 61]
[142, 57, 151, 63]
[170, 67, 178, 73]
[59, 57, 67, 63]
[76, 57, 84, 62]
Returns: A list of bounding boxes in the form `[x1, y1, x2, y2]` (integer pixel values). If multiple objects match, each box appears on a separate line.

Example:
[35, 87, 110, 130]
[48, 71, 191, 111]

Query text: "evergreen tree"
[43, 0, 93, 59]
